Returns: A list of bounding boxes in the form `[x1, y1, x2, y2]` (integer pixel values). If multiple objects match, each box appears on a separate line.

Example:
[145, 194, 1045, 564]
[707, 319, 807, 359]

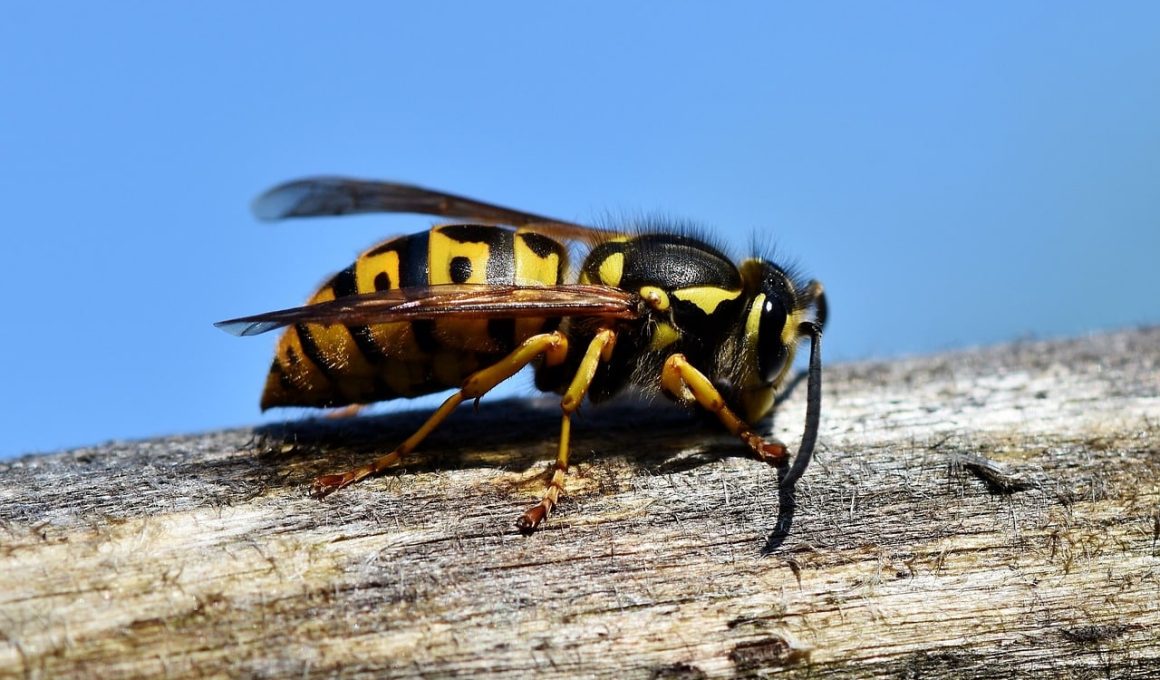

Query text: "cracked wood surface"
[1, 327, 1158, 679]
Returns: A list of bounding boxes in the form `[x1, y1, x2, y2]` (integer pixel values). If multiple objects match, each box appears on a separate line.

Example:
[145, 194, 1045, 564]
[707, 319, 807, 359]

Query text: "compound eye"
[757, 296, 789, 384]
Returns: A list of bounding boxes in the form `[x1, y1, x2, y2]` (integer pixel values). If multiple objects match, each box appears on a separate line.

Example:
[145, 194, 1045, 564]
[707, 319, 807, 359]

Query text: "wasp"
[217, 177, 826, 531]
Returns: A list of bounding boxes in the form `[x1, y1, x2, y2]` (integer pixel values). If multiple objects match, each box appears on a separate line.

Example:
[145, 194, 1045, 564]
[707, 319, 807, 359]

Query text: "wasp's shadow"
[252, 395, 718, 477]
[242, 390, 804, 550]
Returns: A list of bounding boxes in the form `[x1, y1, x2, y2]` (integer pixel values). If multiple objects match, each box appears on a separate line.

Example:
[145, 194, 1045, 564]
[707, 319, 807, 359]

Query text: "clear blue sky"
[2, 3, 1158, 458]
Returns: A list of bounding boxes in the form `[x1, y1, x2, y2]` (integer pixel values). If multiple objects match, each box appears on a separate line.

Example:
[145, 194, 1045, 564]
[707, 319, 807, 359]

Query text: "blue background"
[3, 3, 1158, 458]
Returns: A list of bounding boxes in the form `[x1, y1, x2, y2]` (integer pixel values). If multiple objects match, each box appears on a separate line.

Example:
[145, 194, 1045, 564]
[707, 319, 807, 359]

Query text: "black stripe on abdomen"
[396, 231, 439, 353]
[329, 263, 389, 364]
[294, 323, 337, 381]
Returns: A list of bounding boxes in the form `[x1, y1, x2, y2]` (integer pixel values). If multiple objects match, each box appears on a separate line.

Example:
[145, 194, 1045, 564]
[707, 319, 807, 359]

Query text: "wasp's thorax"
[555, 233, 744, 397]
[562, 233, 808, 427]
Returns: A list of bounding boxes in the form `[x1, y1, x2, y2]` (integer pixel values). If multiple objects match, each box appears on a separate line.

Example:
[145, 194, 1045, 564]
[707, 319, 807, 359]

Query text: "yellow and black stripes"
[225, 176, 830, 530]
[261, 225, 567, 409]
[429, 225, 514, 356]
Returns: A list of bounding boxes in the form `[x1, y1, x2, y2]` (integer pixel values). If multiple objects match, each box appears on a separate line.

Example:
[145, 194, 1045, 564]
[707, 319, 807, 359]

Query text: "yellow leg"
[516, 328, 616, 531]
[661, 354, 788, 464]
[311, 331, 570, 498]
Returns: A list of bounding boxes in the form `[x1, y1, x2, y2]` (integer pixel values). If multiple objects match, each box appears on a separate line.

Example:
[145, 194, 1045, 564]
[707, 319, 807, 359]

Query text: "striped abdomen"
[261, 225, 567, 409]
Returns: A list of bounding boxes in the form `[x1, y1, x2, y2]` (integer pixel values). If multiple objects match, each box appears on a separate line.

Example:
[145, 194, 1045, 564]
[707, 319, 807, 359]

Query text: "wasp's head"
[731, 259, 817, 423]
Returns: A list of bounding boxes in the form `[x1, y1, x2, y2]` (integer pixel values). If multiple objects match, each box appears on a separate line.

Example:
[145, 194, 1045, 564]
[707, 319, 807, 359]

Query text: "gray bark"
[2, 328, 1158, 678]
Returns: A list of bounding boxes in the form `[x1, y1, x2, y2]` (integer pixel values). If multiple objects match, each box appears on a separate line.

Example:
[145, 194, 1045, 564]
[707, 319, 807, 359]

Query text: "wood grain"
[2, 328, 1158, 678]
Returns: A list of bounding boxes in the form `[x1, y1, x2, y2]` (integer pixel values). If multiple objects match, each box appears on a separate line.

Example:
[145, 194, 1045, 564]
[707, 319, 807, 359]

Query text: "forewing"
[252, 176, 614, 244]
[216, 284, 639, 337]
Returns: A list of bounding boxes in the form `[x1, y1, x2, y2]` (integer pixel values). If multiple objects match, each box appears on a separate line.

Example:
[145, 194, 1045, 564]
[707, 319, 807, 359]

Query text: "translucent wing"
[216, 284, 640, 337]
[252, 176, 616, 245]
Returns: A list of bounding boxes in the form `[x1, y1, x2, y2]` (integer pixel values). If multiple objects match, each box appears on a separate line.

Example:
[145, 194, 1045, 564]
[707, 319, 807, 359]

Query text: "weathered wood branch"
[2, 328, 1158, 678]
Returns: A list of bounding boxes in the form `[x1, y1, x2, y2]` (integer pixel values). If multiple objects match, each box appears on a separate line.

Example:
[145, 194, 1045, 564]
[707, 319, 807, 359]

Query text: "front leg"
[660, 354, 788, 465]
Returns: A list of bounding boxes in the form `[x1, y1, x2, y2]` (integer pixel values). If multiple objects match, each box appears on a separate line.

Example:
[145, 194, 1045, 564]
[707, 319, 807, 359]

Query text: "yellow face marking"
[768, 308, 803, 392]
[639, 285, 670, 312]
[597, 252, 624, 287]
[741, 294, 800, 403]
[782, 309, 804, 345]
[649, 321, 681, 351]
[672, 286, 742, 315]
[744, 293, 765, 342]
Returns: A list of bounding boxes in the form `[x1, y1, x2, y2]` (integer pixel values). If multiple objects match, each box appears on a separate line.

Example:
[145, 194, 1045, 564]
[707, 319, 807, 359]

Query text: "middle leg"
[311, 330, 570, 497]
[516, 327, 616, 531]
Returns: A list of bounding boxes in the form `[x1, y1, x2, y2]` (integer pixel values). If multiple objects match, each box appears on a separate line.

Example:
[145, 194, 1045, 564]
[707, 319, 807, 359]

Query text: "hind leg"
[311, 331, 569, 497]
